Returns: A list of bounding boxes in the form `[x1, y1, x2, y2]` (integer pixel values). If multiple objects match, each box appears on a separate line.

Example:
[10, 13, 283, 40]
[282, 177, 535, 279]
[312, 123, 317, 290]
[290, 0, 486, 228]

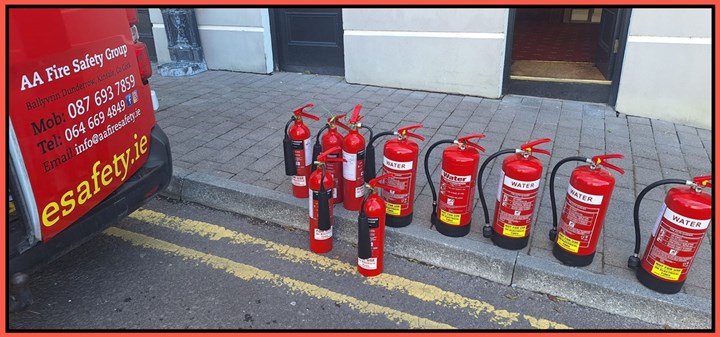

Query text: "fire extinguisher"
[311, 114, 351, 203]
[423, 134, 486, 237]
[283, 103, 320, 199]
[627, 175, 712, 294]
[308, 146, 346, 254]
[357, 173, 403, 277]
[477, 138, 552, 250]
[364, 124, 425, 227]
[342, 104, 373, 211]
[547, 154, 625, 266]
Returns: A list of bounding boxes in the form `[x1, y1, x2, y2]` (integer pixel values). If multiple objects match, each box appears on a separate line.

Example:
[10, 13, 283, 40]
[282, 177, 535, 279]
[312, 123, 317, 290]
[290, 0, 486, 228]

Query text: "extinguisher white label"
[383, 157, 413, 171]
[308, 190, 313, 217]
[304, 138, 312, 166]
[651, 204, 667, 236]
[358, 257, 378, 270]
[567, 184, 603, 205]
[292, 175, 307, 187]
[663, 207, 710, 230]
[355, 186, 365, 198]
[496, 171, 505, 202]
[441, 170, 472, 183]
[503, 176, 540, 191]
[343, 151, 357, 181]
[314, 227, 333, 240]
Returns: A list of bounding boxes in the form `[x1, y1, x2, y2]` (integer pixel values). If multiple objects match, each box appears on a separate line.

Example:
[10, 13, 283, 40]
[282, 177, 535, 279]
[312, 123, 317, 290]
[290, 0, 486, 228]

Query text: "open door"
[595, 8, 622, 79]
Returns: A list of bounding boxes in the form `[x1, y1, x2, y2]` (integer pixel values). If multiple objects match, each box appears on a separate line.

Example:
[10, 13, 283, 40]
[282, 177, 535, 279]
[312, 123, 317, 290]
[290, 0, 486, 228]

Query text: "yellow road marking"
[104, 227, 453, 329]
[129, 209, 571, 329]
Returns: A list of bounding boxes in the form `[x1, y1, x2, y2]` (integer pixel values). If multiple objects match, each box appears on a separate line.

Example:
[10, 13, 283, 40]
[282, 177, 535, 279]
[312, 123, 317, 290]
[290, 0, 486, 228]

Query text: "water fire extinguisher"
[283, 103, 320, 199]
[343, 104, 373, 211]
[364, 124, 425, 227]
[308, 146, 346, 254]
[311, 114, 351, 203]
[548, 154, 625, 266]
[627, 175, 712, 294]
[357, 173, 403, 277]
[477, 138, 552, 250]
[423, 134, 486, 237]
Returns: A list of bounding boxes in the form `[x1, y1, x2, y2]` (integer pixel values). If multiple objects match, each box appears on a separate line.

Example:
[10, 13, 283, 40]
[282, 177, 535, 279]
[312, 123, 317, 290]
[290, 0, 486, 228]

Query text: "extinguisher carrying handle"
[293, 103, 320, 121]
[423, 139, 457, 228]
[627, 179, 688, 269]
[331, 114, 352, 132]
[397, 124, 425, 141]
[312, 125, 330, 172]
[283, 117, 297, 176]
[349, 104, 363, 124]
[548, 156, 592, 241]
[365, 131, 396, 182]
[477, 149, 517, 238]
[456, 134, 486, 153]
[692, 175, 712, 188]
[518, 138, 553, 156]
[591, 154, 626, 175]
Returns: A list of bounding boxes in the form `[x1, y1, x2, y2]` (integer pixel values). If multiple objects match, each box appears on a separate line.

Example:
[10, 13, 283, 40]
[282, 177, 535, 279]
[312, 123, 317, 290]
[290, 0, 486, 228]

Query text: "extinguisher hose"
[424, 139, 456, 226]
[477, 149, 516, 227]
[283, 117, 297, 176]
[357, 192, 372, 259]
[365, 131, 396, 182]
[312, 125, 329, 172]
[549, 156, 589, 240]
[317, 166, 331, 231]
[631, 179, 686, 255]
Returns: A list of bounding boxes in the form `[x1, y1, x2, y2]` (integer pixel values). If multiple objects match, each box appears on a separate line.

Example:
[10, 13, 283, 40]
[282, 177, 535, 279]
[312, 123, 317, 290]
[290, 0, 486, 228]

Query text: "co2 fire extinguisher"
[548, 154, 625, 266]
[423, 134, 486, 237]
[365, 124, 425, 227]
[283, 103, 320, 199]
[358, 173, 403, 277]
[627, 175, 712, 294]
[311, 114, 351, 203]
[477, 138, 552, 250]
[343, 104, 373, 211]
[308, 146, 346, 254]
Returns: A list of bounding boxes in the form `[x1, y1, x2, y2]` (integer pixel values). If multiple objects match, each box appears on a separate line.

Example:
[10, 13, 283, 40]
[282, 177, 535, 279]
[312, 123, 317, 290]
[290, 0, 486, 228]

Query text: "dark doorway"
[504, 8, 631, 104]
[137, 8, 157, 62]
[272, 8, 344, 76]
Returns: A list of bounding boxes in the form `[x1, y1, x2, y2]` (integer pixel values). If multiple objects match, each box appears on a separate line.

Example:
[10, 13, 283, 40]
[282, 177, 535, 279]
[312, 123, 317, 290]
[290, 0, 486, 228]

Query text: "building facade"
[149, 8, 711, 129]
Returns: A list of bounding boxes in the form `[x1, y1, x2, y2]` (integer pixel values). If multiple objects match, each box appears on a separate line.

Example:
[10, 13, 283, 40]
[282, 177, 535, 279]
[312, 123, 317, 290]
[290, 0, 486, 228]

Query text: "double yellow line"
[104, 209, 570, 329]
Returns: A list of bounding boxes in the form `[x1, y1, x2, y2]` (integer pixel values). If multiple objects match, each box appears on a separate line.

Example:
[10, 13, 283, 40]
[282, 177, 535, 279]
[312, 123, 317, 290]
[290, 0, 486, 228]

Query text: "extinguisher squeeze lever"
[456, 134, 486, 153]
[293, 103, 320, 121]
[548, 154, 624, 241]
[627, 175, 711, 269]
[478, 138, 552, 238]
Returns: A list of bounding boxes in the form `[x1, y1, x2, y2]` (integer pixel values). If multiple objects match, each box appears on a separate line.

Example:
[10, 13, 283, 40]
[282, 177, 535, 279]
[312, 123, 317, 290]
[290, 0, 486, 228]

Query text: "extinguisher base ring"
[491, 233, 529, 250]
[552, 244, 595, 267]
[635, 267, 684, 294]
[386, 213, 413, 228]
[435, 220, 471, 237]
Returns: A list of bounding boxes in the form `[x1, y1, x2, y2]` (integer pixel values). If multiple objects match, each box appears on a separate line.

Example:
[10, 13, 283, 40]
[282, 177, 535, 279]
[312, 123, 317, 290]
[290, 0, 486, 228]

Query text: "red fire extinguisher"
[477, 138, 552, 250]
[342, 104, 372, 211]
[423, 134, 486, 237]
[364, 124, 425, 227]
[311, 114, 351, 204]
[548, 154, 625, 266]
[627, 175, 712, 294]
[308, 146, 346, 254]
[283, 103, 320, 199]
[358, 173, 403, 277]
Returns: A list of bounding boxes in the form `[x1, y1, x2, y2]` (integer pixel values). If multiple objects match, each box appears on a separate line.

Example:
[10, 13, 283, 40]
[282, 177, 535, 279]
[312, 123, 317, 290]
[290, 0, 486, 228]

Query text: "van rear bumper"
[9, 125, 173, 276]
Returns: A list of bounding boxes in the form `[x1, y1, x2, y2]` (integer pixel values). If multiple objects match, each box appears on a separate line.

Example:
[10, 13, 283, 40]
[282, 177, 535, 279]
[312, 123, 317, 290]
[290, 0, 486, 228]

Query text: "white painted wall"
[150, 8, 273, 73]
[615, 8, 711, 129]
[343, 9, 508, 98]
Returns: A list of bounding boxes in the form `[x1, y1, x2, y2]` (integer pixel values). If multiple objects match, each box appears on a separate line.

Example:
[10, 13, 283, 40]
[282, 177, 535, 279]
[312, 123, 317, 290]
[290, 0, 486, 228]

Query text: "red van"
[8, 8, 172, 309]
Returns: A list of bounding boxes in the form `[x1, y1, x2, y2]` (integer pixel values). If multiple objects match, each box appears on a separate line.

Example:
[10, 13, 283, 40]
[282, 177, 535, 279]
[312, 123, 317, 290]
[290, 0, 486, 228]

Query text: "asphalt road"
[9, 197, 661, 330]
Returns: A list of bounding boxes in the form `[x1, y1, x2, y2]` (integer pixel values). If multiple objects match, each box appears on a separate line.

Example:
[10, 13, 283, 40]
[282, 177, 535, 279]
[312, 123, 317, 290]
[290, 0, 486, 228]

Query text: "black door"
[273, 8, 344, 75]
[137, 8, 157, 62]
[595, 8, 621, 79]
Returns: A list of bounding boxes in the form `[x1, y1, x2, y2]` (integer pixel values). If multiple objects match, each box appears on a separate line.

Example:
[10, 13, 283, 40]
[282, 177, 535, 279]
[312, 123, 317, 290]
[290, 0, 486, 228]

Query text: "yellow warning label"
[385, 202, 401, 216]
[440, 210, 461, 225]
[651, 261, 682, 281]
[502, 223, 527, 238]
[557, 232, 579, 253]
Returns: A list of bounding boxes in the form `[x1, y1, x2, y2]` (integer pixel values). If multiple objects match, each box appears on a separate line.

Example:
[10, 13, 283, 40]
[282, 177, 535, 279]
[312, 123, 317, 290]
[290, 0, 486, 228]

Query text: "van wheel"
[9, 273, 32, 312]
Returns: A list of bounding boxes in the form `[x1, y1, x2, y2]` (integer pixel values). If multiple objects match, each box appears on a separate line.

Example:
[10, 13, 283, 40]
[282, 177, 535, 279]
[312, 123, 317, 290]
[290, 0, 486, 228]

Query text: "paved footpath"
[148, 68, 713, 329]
